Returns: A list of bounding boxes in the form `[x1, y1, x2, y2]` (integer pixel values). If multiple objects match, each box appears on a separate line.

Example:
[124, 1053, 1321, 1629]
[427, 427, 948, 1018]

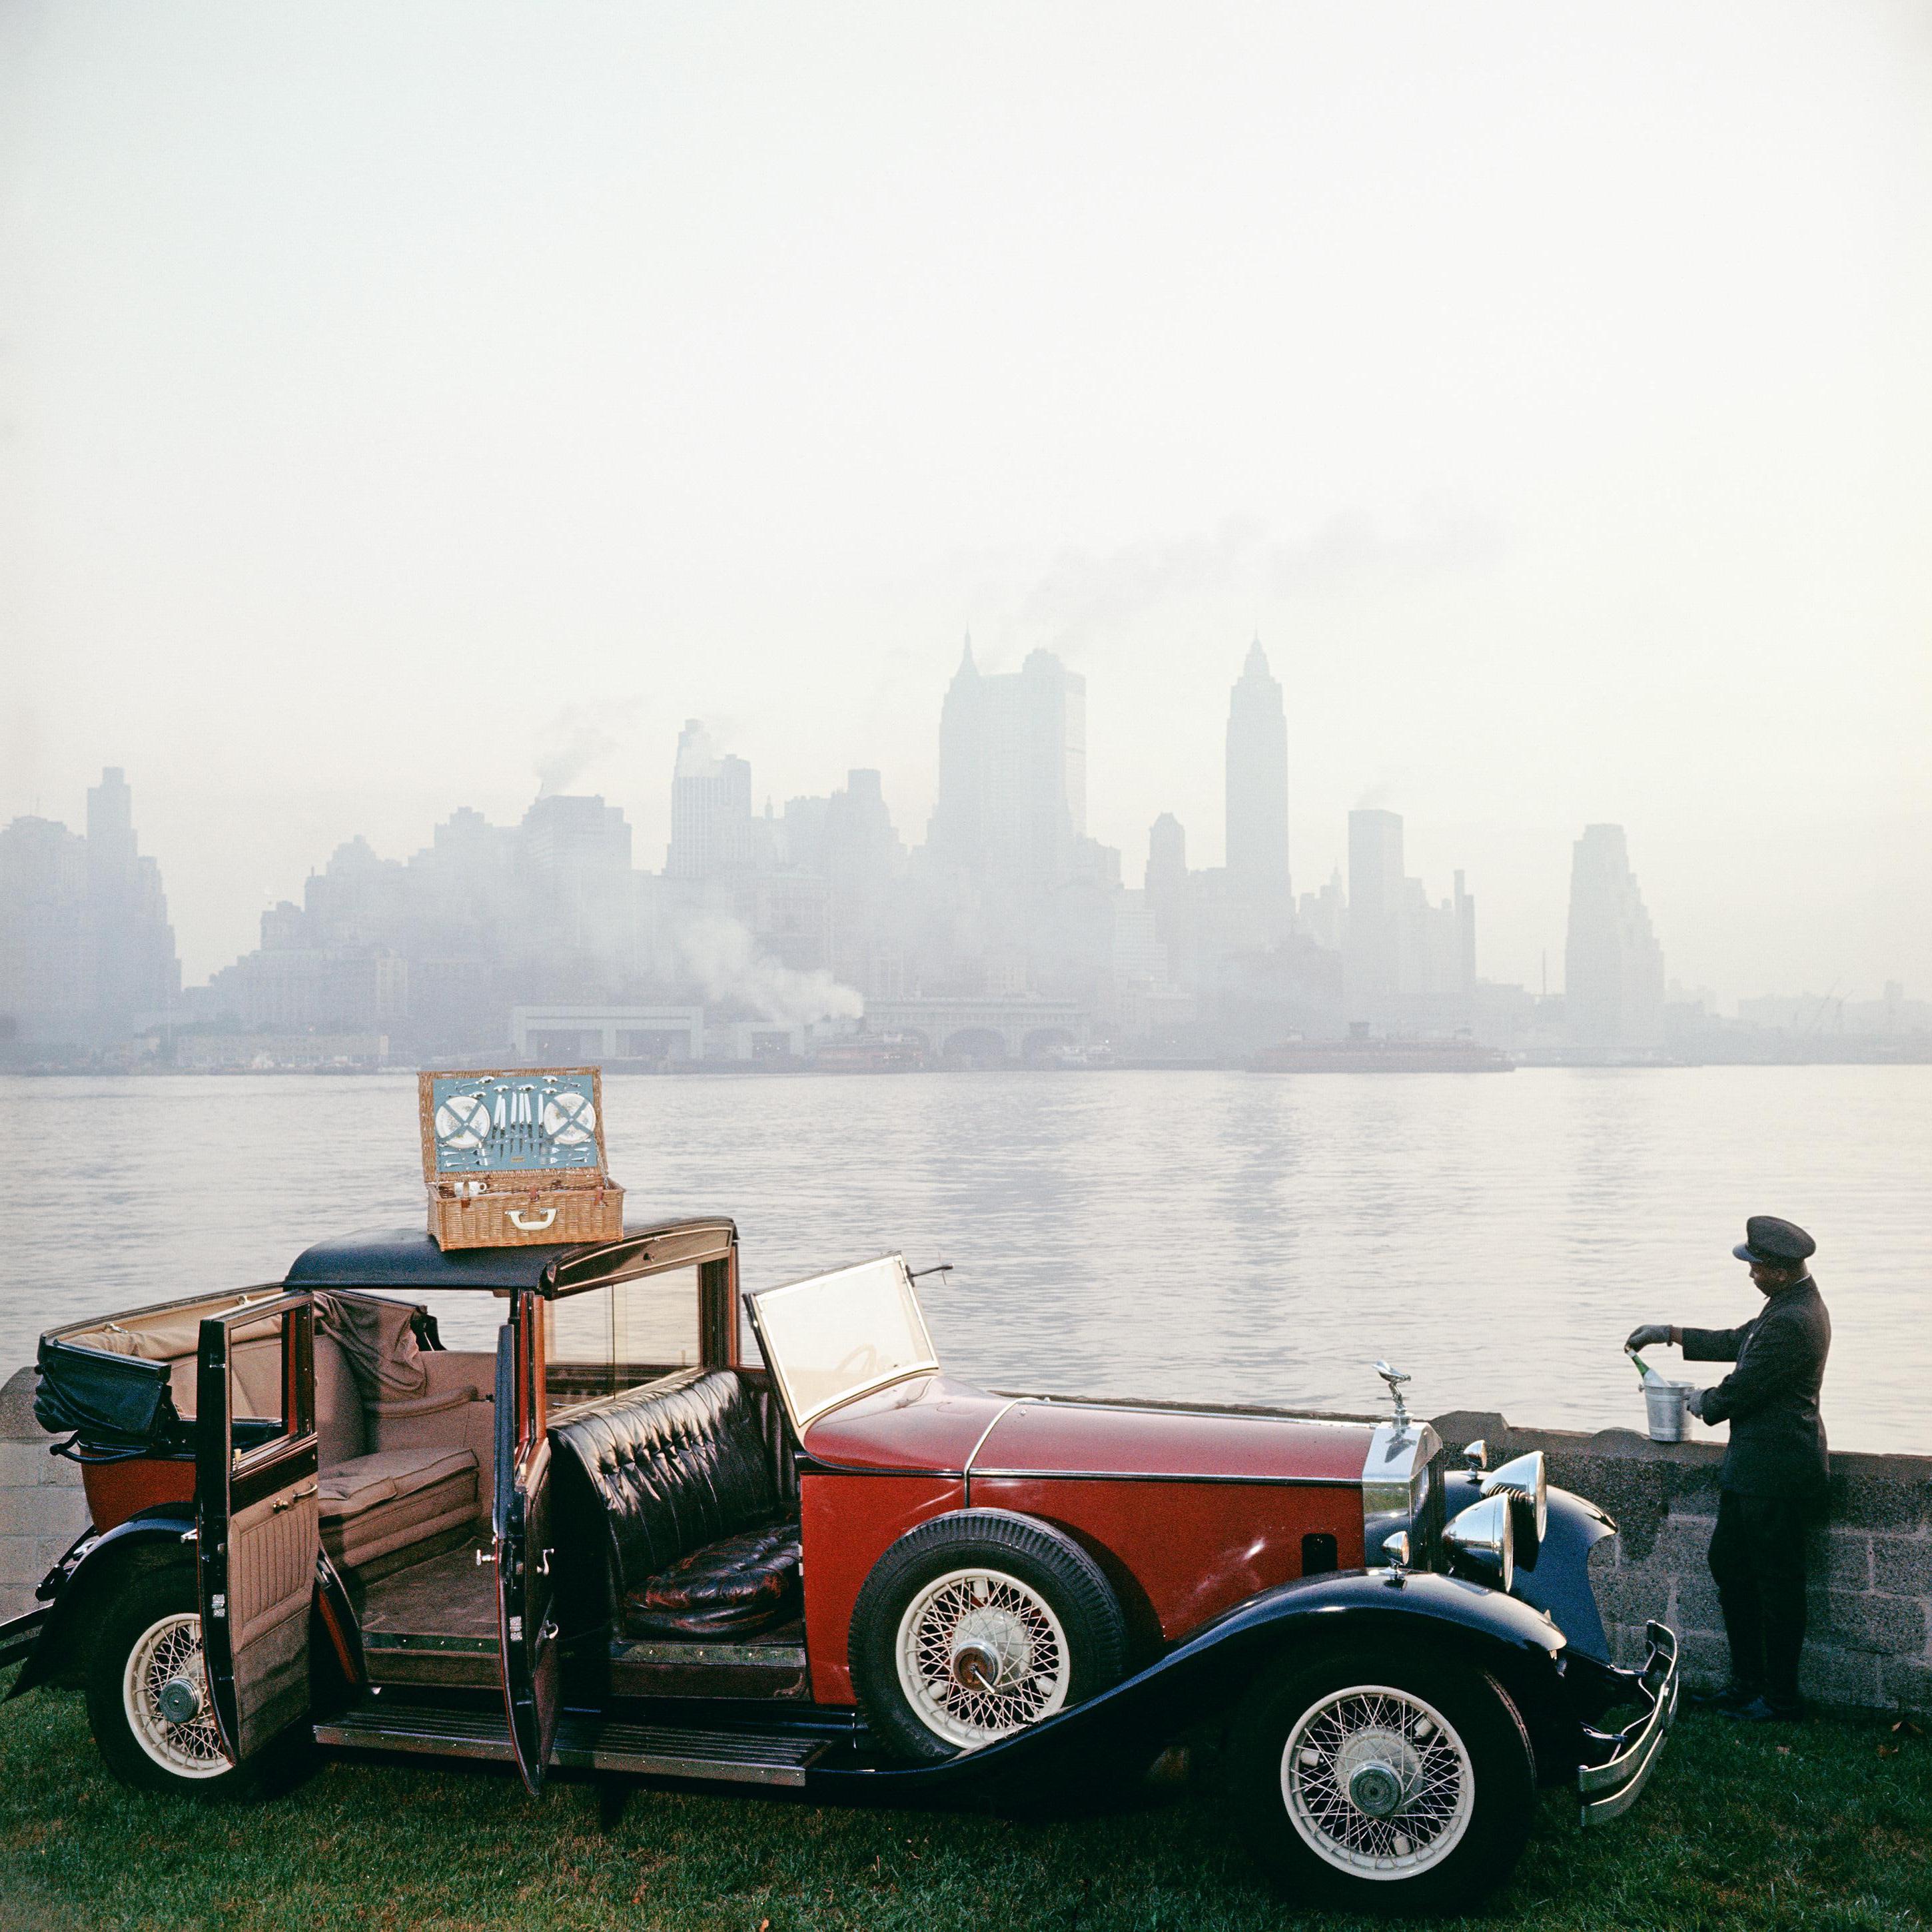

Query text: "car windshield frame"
[744, 1254, 939, 1430]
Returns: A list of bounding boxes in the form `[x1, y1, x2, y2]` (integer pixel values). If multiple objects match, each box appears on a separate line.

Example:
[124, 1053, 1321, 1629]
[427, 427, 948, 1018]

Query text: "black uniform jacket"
[1682, 1276, 1831, 1496]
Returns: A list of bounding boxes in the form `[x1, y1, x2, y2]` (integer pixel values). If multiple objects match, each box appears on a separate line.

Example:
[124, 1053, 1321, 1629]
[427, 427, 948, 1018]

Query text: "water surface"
[7, 1067, 1925, 1453]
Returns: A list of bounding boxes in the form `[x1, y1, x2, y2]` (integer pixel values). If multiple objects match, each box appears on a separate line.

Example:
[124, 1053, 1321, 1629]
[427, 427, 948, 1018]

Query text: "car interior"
[58, 1265, 807, 1700]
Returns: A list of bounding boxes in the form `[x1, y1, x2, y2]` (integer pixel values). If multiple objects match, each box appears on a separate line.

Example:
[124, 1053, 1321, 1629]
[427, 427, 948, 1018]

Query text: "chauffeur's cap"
[1733, 1215, 1817, 1266]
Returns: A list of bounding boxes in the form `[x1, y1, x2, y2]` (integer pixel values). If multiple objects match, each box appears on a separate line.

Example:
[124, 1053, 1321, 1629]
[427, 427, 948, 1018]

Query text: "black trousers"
[1707, 1490, 1814, 1707]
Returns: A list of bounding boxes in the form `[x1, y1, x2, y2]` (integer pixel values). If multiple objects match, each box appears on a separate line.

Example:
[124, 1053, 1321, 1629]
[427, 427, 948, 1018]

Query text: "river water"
[7, 1067, 1927, 1454]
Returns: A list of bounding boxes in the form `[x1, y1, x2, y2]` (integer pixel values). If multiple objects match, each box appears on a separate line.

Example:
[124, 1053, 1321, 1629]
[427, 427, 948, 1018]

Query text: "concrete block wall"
[1434, 1409, 1932, 1715]
[0, 1368, 89, 1622]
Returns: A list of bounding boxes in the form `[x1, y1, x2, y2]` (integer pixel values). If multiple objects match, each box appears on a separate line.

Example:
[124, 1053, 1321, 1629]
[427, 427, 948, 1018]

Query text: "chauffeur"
[1626, 1216, 1831, 1723]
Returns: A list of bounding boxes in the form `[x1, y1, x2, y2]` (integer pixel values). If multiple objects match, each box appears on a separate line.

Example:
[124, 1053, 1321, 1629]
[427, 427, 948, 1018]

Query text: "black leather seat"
[548, 1368, 799, 1641]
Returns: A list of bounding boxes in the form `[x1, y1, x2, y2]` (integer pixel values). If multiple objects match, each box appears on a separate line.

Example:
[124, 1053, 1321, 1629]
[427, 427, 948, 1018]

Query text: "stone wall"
[3, 1360, 1927, 1715]
[1434, 1409, 1932, 1715]
[0, 1368, 89, 1622]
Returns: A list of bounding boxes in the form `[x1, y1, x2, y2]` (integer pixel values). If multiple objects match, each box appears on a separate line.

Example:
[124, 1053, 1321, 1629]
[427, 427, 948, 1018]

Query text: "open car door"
[495, 1309, 560, 1795]
[196, 1292, 318, 1763]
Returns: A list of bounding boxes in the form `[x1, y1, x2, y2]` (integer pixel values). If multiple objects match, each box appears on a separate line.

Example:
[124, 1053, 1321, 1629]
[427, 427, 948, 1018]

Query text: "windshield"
[747, 1255, 938, 1429]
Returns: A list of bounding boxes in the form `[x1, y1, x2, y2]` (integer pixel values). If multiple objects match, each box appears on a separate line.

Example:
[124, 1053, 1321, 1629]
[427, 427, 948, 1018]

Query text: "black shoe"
[1690, 1684, 1761, 1712]
[1721, 1695, 1805, 1723]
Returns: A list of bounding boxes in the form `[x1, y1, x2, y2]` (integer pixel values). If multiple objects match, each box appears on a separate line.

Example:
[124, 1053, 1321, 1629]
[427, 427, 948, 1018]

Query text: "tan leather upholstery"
[314, 1333, 366, 1468]
[318, 1446, 479, 1570]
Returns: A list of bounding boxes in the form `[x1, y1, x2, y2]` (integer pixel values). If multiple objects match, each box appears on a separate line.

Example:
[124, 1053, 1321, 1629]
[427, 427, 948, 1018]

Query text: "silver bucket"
[1643, 1378, 1693, 1443]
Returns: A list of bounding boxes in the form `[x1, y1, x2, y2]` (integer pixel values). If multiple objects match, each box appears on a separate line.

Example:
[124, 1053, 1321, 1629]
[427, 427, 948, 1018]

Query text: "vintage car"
[3, 1220, 1678, 1913]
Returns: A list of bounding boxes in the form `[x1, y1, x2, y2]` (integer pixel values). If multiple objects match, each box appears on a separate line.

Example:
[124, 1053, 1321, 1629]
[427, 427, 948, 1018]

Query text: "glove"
[1625, 1324, 1672, 1351]
[1684, 1388, 1707, 1421]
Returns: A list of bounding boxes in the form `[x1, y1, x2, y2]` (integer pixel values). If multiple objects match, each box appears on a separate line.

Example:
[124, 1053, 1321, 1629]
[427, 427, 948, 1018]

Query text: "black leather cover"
[625, 1522, 802, 1638]
[548, 1368, 796, 1632]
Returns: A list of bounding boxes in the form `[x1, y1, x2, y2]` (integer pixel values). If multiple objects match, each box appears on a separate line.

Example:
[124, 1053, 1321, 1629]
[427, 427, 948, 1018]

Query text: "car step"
[312, 1705, 825, 1785]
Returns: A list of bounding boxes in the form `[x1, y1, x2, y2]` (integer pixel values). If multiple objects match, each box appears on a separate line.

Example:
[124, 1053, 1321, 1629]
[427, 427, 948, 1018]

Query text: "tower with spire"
[1224, 637, 1290, 921]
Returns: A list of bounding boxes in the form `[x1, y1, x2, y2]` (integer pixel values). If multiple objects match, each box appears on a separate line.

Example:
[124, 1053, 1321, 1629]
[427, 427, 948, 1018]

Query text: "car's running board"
[312, 1705, 825, 1785]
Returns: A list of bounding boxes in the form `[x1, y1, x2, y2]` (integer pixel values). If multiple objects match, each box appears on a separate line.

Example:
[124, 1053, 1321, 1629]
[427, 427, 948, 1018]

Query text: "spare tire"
[849, 1509, 1128, 1762]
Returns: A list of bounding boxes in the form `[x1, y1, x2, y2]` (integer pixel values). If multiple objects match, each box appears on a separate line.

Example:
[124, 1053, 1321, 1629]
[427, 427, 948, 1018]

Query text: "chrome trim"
[970, 1468, 1357, 1487]
[1360, 1419, 1441, 1564]
[1001, 1393, 1371, 1430]
[1442, 1494, 1514, 1592]
[1481, 1450, 1548, 1560]
[1578, 1622, 1680, 1823]
[611, 1640, 808, 1668]
[361, 1632, 500, 1656]
[312, 1705, 826, 1785]
[962, 1399, 1024, 1482]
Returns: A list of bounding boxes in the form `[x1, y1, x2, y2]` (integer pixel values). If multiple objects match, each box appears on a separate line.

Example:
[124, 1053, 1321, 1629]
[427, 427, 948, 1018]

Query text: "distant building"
[1564, 824, 1664, 1051]
[1225, 639, 1291, 925]
[0, 767, 180, 1048]
[1342, 809, 1474, 1029]
[666, 720, 753, 878]
[926, 642, 1087, 897]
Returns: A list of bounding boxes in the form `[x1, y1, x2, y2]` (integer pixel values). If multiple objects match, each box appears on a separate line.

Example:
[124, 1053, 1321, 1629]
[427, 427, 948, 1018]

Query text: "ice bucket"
[1642, 1377, 1693, 1444]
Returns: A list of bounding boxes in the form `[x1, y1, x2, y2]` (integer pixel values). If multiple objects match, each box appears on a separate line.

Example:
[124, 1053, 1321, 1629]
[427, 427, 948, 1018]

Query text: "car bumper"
[0, 1605, 48, 1674]
[1576, 1620, 1679, 1825]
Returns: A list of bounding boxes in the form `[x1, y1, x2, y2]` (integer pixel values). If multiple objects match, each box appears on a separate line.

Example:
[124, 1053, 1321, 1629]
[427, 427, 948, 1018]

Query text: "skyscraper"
[1225, 638, 1290, 914]
[925, 642, 1086, 895]
[665, 720, 753, 878]
[1344, 808, 1406, 1019]
[0, 767, 179, 1045]
[1565, 824, 1665, 1051]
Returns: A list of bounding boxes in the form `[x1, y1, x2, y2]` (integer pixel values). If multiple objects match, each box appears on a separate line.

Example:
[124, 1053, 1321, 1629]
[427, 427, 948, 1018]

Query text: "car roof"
[283, 1216, 736, 1293]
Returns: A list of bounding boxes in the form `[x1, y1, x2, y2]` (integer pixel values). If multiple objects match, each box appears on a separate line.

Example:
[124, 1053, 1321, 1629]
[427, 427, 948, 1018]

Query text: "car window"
[544, 1265, 700, 1405]
[749, 1256, 936, 1428]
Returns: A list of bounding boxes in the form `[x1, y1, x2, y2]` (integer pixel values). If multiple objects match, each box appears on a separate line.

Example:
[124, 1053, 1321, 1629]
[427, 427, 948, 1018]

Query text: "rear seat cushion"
[319, 1446, 478, 1571]
[624, 1523, 801, 1638]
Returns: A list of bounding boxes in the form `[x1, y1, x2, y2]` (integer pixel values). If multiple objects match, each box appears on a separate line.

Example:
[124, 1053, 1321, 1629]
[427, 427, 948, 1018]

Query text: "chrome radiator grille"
[1412, 1446, 1450, 1572]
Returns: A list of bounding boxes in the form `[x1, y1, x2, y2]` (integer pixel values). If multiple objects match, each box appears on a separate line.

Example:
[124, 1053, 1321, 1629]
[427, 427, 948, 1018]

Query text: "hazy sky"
[4, 1, 1929, 995]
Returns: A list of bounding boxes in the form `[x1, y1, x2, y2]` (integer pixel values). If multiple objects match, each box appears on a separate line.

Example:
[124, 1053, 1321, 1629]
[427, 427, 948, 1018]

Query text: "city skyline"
[4, 628, 1927, 1018]
[7, 635, 1930, 1073]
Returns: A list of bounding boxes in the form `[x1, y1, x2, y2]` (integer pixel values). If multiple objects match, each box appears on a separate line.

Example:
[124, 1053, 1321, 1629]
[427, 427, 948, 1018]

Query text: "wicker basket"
[426, 1169, 624, 1250]
[419, 1067, 623, 1250]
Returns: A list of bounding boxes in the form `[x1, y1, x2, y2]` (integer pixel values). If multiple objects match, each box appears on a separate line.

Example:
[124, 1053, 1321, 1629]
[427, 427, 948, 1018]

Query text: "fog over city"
[5, 1, 1930, 1010]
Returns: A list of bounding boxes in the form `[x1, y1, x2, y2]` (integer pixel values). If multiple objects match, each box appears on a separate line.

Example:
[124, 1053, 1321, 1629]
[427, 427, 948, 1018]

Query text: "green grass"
[0, 1688, 1927, 1932]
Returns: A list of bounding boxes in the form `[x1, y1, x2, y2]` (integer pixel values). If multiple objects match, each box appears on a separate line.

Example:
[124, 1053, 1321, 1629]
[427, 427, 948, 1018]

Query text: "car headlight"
[1480, 1449, 1546, 1566]
[1444, 1492, 1514, 1593]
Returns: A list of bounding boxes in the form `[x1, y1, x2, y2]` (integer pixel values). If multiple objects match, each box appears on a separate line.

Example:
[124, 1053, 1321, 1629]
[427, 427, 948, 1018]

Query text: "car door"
[495, 1299, 560, 1795]
[196, 1292, 318, 1763]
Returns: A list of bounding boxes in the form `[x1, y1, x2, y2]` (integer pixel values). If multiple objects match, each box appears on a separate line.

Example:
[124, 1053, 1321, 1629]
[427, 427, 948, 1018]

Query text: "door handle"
[271, 1485, 318, 1513]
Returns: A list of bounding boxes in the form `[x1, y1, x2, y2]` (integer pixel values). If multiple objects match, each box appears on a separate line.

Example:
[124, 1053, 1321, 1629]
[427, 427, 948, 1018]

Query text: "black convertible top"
[283, 1218, 736, 1293]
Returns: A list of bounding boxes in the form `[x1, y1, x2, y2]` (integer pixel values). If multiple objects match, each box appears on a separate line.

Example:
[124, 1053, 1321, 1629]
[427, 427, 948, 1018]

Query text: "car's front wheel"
[1228, 1645, 1535, 1915]
[85, 1566, 242, 1794]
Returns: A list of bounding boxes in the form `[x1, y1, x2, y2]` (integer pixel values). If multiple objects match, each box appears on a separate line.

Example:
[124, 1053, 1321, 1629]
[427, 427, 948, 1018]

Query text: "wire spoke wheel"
[894, 1567, 1071, 1751]
[122, 1612, 231, 1780]
[1280, 1683, 1475, 1879]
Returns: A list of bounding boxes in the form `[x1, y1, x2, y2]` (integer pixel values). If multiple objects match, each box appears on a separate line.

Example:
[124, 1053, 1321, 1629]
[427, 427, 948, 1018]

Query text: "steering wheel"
[833, 1343, 884, 1379]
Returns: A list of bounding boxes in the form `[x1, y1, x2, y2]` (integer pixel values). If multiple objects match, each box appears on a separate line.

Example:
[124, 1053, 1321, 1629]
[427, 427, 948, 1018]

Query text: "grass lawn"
[0, 1688, 1927, 1932]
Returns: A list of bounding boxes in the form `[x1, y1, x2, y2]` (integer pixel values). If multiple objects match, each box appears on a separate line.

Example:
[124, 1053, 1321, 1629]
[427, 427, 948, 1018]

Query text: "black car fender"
[809, 1568, 1576, 1797]
[7, 1506, 195, 1697]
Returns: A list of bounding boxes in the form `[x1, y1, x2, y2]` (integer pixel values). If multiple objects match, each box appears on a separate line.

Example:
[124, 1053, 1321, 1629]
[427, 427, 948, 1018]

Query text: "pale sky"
[4, 1, 1929, 996]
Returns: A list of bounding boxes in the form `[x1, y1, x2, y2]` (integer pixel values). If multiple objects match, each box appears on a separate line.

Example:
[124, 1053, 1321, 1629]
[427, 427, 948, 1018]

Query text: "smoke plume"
[674, 911, 865, 1028]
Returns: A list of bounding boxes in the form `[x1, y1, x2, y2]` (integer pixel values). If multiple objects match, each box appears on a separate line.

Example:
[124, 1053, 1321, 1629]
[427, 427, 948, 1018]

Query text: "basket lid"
[418, 1068, 610, 1183]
